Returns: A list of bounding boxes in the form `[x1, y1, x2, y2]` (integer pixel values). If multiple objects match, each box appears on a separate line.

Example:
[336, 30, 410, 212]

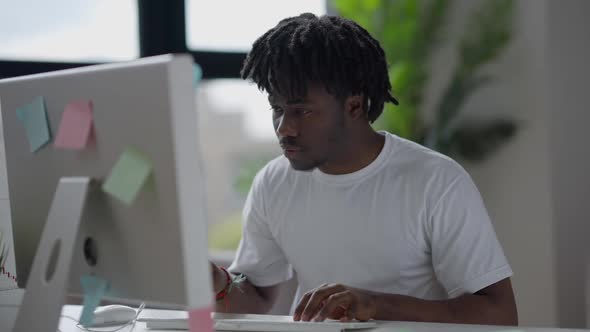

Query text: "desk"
[53, 305, 590, 332]
[0, 288, 23, 331]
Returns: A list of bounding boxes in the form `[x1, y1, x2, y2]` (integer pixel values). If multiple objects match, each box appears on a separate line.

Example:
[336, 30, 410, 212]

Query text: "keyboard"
[138, 312, 378, 332]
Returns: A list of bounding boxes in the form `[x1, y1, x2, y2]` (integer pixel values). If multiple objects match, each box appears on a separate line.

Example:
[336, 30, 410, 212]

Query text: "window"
[186, 0, 327, 52]
[1, 0, 328, 253]
[187, 1, 327, 251]
[0, 0, 138, 62]
[197, 79, 279, 252]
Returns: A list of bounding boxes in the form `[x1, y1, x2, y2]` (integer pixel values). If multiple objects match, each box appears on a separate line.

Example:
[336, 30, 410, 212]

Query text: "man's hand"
[293, 284, 377, 322]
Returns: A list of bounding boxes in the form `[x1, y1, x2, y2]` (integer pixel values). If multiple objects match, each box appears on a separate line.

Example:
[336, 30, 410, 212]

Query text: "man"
[210, 13, 518, 325]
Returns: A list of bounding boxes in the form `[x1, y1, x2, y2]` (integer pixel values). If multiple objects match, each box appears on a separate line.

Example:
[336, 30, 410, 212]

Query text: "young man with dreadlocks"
[209, 13, 517, 325]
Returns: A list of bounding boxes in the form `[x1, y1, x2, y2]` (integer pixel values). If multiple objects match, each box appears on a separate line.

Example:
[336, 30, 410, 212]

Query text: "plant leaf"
[450, 119, 518, 161]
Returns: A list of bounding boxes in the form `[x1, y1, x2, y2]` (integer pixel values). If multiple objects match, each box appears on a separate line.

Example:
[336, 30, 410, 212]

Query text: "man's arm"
[373, 278, 518, 324]
[211, 262, 280, 314]
[294, 278, 518, 325]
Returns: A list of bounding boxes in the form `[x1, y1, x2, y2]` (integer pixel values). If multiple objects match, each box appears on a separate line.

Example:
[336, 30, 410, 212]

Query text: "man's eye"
[270, 107, 283, 114]
[295, 108, 311, 115]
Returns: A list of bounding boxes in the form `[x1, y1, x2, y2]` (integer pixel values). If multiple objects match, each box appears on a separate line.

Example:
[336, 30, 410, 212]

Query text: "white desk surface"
[50, 304, 589, 332]
[0, 290, 587, 332]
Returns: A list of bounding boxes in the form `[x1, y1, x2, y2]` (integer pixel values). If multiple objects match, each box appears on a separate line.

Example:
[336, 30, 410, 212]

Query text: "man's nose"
[276, 113, 298, 138]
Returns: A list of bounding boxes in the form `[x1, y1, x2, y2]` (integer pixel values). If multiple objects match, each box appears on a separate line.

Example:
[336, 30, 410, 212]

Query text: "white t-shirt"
[229, 131, 512, 312]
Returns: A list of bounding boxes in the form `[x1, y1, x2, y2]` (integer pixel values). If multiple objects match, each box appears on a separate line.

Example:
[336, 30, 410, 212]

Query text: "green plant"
[208, 213, 243, 251]
[0, 230, 6, 269]
[0, 229, 18, 287]
[333, 0, 517, 161]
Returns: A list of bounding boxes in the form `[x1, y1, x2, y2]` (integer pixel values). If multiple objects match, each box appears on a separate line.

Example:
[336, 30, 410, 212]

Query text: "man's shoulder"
[382, 133, 479, 217]
[263, 154, 291, 171]
[253, 155, 297, 190]
[383, 132, 469, 187]
[388, 133, 465, 176]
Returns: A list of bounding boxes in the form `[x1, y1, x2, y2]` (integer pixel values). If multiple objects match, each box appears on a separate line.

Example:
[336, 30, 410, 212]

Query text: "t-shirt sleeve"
[429, 172, 513, 298]
[228, 172, 293, 287]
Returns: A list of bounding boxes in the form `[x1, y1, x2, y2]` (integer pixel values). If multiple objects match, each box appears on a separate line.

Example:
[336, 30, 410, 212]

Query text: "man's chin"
[287, 159, 317, 171]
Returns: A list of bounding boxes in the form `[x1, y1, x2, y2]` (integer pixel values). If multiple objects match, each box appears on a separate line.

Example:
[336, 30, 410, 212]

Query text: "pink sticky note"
[188, 306, 213, 332]
[54, 100, 94, 150]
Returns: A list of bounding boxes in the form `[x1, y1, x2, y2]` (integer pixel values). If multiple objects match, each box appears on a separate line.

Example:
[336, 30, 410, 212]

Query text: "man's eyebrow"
[286, 99, 310, 105]
[268, 96, 313, 106]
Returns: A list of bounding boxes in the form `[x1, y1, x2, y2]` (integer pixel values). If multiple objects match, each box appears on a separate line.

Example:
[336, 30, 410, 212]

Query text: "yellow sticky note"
[102, 149, 152, 205]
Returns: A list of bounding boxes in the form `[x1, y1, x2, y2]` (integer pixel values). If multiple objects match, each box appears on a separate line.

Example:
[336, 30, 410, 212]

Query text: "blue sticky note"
[194, 63, 202, 85]
[16, 96, 52, 152]
[79, 275, 109, 327]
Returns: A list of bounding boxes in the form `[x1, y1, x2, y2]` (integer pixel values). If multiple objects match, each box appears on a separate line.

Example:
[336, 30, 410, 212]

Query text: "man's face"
[269, 84, 348, 171]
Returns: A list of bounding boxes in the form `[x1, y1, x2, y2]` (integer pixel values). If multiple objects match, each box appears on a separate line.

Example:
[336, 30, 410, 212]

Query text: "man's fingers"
[294, 284, 330, 320]
[293, 292, 313, 321]
[301, 284, 345, 321]
[312, 292, 352, 322]
[348, 301, 359, 321]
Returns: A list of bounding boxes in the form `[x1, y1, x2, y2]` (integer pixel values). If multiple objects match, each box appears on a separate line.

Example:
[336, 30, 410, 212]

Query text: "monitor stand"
[12, 177, 91, 332]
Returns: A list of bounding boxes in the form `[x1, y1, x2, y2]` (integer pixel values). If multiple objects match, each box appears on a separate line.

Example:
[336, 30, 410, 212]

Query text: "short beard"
[287, 158, 321, 171]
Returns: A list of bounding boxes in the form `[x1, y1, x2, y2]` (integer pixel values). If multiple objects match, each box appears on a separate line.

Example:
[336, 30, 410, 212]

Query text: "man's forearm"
[373, 292, 518, 325]
[296, 279, 517, 324]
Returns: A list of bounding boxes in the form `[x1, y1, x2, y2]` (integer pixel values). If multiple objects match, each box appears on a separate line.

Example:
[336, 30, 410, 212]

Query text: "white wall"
[463, 0, 558, 326]
[425, 0, 590, 328]
[545, 0, 590, 328]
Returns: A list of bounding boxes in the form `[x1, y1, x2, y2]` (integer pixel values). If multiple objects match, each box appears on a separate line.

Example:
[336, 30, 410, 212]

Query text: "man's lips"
[280, 145, 302, 152]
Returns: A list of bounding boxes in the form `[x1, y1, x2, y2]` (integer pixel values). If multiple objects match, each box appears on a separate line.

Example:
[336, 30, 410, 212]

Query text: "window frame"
[0, 0, 246, 80]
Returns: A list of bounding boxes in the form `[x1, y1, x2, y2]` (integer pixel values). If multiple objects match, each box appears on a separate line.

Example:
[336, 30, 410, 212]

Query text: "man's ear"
[344, 95, 365, 120]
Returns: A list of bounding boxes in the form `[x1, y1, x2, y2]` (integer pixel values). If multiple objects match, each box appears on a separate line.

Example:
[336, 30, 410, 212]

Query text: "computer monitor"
[0, 54, 212, 332]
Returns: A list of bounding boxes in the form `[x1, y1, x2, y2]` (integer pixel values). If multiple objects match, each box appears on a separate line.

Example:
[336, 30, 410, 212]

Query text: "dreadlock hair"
[240, 13, 398, 123]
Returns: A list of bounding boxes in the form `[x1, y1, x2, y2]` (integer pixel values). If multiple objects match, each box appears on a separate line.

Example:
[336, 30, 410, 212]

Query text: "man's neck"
[318, 130, 385, 175]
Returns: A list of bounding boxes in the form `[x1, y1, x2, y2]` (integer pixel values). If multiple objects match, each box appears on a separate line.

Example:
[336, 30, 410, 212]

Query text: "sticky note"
[194, 64, 203, 85]
[54, 100, 94, 150]
[79, 275, 109, 327]
[16, 96, 52, 152]
[102, 149, 152, 205]
[189, 306, 213, 332]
